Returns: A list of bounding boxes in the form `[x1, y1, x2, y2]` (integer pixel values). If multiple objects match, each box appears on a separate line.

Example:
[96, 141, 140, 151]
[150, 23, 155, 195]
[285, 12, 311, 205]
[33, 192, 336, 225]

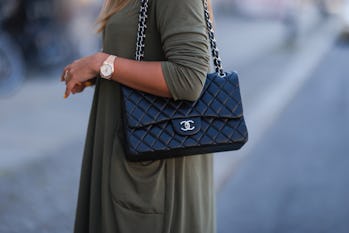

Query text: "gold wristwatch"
[100, 55, 116, 80]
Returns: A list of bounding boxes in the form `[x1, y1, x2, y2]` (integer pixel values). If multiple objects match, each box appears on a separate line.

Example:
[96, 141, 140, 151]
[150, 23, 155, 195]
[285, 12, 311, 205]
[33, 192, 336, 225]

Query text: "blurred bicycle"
[0, 0, 76, 97]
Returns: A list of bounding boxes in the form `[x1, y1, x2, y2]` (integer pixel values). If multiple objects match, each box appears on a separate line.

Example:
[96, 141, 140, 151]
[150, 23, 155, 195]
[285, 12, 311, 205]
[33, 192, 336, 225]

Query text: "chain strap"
[203, 0, 225, 76]
[135, 0, 225, 77]
[135, 0, 149, 61]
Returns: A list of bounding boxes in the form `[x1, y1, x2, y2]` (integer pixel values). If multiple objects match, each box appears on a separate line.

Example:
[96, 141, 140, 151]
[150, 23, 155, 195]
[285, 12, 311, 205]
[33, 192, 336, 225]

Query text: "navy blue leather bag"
[121, 0, 248, 161]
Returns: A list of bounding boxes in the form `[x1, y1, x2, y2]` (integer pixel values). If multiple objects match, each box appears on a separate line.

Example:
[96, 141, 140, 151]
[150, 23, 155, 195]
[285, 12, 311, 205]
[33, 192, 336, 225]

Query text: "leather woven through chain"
[121, 0, 248, 161]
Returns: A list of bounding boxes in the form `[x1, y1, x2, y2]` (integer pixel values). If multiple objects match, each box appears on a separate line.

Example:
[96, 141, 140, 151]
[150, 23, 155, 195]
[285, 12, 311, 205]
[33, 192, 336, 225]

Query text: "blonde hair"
[97, 0, 130, 33]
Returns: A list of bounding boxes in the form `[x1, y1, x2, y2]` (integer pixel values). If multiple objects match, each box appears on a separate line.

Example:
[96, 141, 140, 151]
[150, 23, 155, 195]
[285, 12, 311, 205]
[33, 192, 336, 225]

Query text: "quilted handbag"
[121, 0, 248, 161]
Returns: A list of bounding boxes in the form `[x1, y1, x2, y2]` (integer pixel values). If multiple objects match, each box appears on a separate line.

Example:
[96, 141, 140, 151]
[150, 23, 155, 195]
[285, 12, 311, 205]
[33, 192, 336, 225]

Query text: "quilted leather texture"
[121, 71, 248, 161]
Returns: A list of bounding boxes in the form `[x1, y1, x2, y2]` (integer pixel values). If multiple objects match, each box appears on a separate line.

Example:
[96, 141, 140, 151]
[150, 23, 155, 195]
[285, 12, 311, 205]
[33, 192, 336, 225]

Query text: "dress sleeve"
[155, 0, 210, 101]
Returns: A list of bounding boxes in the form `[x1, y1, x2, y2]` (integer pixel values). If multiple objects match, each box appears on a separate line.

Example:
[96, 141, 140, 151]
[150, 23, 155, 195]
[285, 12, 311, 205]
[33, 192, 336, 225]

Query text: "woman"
[61, 0, 215, 232]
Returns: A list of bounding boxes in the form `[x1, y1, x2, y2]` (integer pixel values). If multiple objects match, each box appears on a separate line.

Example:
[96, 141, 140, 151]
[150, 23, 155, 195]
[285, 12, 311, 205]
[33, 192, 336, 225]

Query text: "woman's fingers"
[64, 81, 81, 99]
[61, 66, 70, 82]
[61, 53, 104, 98]
[72, 83, 86, 94]
[61, 53, 103, 84]
[64, 80, 94, 98]
[84, 80, 94, 87]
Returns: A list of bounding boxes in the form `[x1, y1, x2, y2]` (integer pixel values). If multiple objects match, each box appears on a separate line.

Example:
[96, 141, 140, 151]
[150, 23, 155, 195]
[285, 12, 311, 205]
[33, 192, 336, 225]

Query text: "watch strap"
[104, 55, 116, 66]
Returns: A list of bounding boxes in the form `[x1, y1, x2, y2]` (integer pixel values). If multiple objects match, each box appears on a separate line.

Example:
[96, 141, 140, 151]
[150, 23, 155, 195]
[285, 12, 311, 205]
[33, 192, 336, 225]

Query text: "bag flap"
[122, 72, 244, 128]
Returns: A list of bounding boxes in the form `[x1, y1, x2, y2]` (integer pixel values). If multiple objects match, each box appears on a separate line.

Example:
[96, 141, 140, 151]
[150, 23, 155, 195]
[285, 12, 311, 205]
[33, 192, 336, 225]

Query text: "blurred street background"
[0, 0, 349, 232]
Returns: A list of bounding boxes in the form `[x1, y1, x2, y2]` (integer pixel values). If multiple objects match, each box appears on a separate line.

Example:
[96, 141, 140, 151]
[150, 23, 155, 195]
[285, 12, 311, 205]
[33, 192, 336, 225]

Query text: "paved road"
[217, 41, 349, 233]
[0, 140, 83, 233]
[0, 17, 341, 233]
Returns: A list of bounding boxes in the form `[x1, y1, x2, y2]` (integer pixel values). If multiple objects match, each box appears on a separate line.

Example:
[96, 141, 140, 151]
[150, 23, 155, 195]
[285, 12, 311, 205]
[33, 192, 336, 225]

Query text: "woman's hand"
[61, 52, 172, 99]
[61, 52, 108, 98]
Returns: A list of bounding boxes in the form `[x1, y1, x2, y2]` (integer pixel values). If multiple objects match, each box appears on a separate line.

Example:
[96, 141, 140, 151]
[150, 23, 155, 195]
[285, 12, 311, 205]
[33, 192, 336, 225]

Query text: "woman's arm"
[62, 52, 171, 99]
[111, 56, 171, 97]
[62, 0, 214, 100]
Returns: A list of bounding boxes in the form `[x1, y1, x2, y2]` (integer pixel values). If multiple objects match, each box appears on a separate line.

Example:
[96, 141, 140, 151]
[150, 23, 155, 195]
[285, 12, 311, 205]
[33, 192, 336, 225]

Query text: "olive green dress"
[74, 0, 215, 232]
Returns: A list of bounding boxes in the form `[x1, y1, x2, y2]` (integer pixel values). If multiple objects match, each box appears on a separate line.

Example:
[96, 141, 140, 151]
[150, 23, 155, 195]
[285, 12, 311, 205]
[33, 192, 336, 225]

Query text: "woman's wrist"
[94, 52, 109, 74]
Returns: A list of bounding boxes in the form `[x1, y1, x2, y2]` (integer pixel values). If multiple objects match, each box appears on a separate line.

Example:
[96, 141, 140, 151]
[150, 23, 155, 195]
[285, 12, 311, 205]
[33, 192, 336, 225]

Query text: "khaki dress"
[74, 0, 215, 232]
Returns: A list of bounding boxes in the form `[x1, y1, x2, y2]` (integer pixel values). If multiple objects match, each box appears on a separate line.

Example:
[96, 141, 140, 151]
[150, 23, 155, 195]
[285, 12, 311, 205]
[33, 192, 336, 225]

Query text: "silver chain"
[203, 0, 225, 76]
[135, 0, 149, 61]
[135, 0, 225, 76]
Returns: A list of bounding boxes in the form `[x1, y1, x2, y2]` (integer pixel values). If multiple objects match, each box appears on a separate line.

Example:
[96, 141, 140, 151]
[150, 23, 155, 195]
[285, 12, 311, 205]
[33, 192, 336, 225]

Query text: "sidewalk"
[0, 76, 94, 172]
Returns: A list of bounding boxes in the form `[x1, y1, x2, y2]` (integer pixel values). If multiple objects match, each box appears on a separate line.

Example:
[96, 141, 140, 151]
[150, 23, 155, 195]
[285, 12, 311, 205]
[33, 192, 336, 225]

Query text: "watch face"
[101, 64, 113, 77]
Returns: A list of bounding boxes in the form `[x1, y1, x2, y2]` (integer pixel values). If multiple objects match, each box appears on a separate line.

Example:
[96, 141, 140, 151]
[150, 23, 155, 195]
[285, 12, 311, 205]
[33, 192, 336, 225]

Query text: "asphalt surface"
[0, 140, 83, 233]
[217, 41, 349, 233]
[0, 16, 344, 233]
